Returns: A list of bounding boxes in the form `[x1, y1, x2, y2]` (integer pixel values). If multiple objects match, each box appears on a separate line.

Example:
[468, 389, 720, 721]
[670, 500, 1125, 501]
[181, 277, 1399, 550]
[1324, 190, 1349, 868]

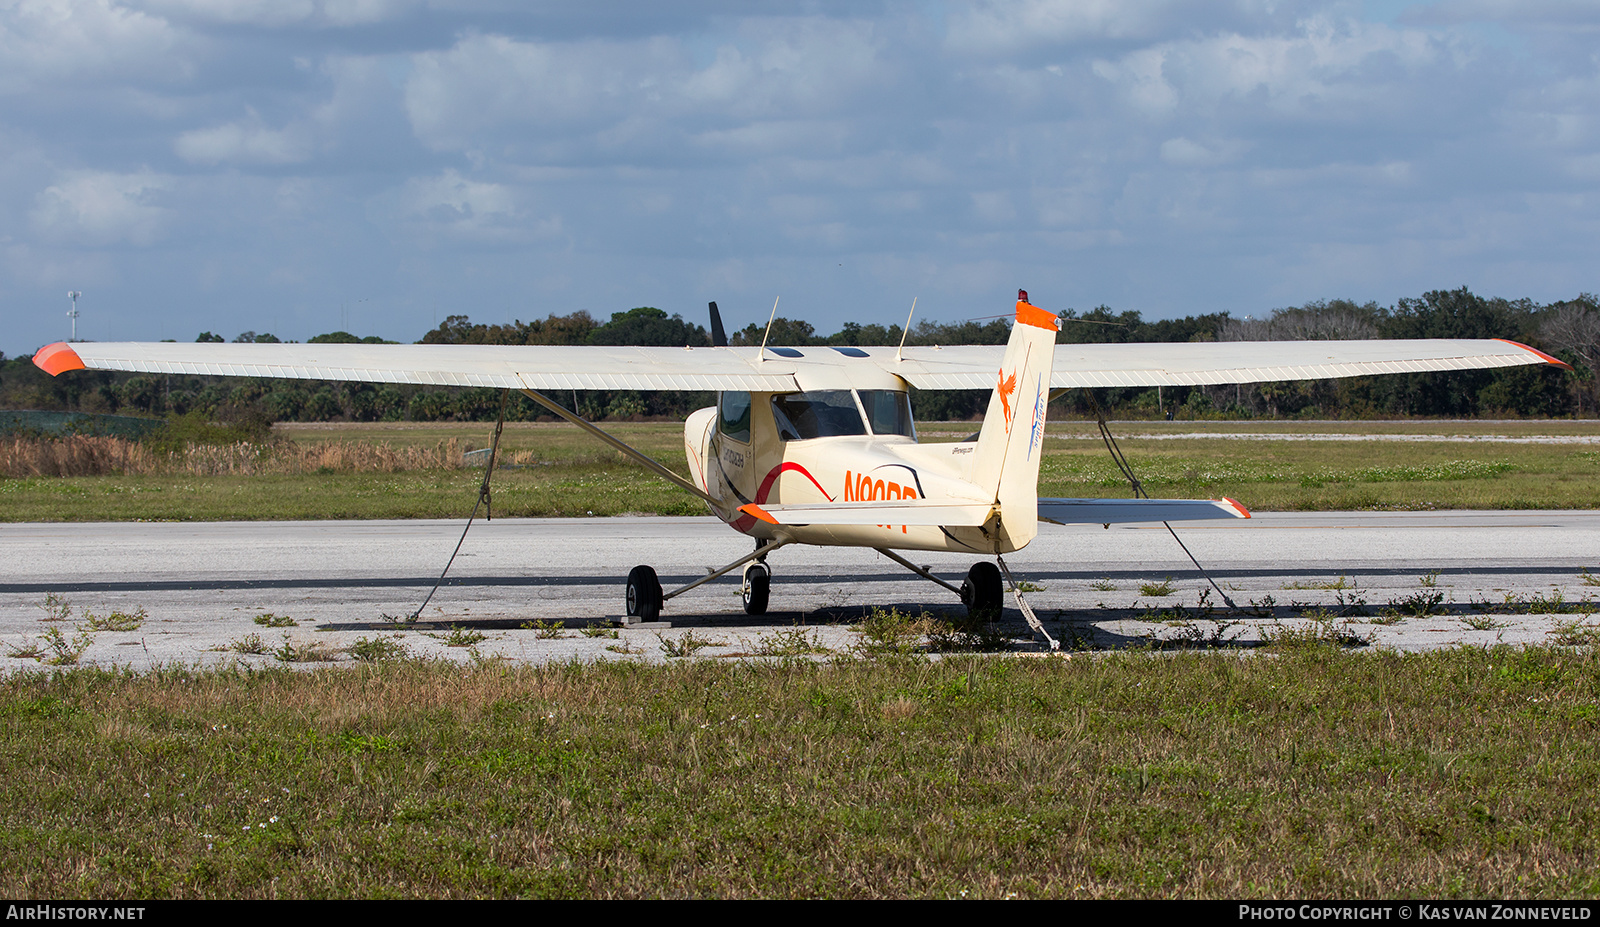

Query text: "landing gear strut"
[626, 539, 794, 621]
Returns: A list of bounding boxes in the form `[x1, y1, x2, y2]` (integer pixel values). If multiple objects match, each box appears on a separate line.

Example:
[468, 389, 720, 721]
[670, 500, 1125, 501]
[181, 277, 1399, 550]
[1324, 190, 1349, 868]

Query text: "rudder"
[969, 290, 1059, 551]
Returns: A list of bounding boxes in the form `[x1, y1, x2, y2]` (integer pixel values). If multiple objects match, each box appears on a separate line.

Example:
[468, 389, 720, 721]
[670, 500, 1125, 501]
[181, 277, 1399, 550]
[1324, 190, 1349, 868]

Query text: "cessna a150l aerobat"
[33, 291, 1568, 645]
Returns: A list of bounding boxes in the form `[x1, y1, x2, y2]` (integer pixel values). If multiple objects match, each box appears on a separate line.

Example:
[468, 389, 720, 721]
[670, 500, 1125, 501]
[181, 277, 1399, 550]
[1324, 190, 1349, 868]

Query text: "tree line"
[2, 287, 1597, 426]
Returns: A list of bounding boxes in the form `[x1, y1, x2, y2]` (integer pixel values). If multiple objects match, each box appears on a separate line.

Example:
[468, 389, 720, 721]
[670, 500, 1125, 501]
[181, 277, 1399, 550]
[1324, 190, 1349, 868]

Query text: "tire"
[961, 561, 1003, 621]
[743, 562, 770, 616]
[626, 565, 662, 621]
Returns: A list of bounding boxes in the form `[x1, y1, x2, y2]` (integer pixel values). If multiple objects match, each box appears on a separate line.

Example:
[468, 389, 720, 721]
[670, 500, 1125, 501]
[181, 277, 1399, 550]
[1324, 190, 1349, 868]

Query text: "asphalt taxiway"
[2, 511, 1596, 669]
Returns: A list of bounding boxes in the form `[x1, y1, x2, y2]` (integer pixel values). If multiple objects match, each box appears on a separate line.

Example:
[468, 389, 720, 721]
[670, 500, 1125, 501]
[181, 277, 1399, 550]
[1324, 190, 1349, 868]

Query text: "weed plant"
[1259, 619, 1374, 649]
[348, 637, 410, 663]
[852, 607, 940, 656]
[81, 609, 146, 632]
[229, 634, 269, 655]
[273, 635, 339, 663]
[1138, 578, 1176, 597]
[751, 627, 831, 658]
[37, 594, 72, 623]
[429, 627, 487, 648]
[1550, 620, 1600, 647]
[657, 631, 721, 658]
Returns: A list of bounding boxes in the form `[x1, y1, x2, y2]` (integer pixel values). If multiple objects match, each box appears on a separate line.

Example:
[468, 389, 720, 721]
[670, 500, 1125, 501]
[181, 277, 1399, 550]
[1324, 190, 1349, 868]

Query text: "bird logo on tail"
[997, 367, 1018, 431]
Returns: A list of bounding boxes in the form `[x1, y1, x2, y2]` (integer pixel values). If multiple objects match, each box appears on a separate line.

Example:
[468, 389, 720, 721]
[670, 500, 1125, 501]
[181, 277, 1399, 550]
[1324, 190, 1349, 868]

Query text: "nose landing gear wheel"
[960, 561, 1003, 621]
[626, 565, 663, 621]
[742, 562, 770, 616]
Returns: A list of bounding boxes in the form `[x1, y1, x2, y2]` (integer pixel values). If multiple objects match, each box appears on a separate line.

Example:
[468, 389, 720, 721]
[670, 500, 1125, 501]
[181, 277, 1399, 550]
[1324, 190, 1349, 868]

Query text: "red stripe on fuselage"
[731, 462, 834, 533]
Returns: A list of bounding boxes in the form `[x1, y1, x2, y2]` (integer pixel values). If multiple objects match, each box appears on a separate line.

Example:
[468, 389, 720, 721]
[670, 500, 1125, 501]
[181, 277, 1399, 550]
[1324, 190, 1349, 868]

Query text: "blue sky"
[3, 0, 1597, 353]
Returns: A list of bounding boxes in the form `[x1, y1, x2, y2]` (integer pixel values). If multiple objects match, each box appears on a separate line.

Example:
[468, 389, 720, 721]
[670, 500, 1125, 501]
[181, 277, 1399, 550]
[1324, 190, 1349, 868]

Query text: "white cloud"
[404, 19, 889, 158]
[1092, 18, 1449, 120]
[175, 112, 314, 165]
[373, 168, 559, 243]
[1091, 47, 1178, 114]
[1402, 0, 1600, 27]
[946, 0, 1302, 54]
[0, 0, 189, 91]
[30, 170, 171, 246]
[1160, 136, 1250, 166]
[143, 0, 417, 28]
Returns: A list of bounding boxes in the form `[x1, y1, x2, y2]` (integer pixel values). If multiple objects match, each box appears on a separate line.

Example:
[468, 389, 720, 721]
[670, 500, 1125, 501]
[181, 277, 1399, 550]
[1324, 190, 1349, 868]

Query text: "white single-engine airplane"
[32, 291, 1568, 645]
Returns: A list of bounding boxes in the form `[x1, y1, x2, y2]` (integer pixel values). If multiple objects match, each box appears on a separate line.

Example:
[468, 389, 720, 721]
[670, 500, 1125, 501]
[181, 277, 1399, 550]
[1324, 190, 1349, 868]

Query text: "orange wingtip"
[1015, 300, 1059, 331]
[738, 503, 779, 525]
[1219, 497, 1252, 518]
[33, 342, 86, 376]
[1495, 339, 1573, 370]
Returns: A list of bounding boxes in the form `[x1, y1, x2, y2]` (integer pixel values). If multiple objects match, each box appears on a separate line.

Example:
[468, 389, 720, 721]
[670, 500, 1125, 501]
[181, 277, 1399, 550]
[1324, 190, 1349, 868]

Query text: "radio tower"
[67, 291, 81, 341]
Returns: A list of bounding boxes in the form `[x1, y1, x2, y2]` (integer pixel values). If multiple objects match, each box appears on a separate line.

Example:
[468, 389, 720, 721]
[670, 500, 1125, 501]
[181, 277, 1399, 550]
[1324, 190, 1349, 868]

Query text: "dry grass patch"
[0, 649, 1597, 898]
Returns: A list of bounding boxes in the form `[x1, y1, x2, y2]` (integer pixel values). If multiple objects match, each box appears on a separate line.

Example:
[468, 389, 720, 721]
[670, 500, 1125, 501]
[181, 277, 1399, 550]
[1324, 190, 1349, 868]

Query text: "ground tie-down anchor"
[996, 554, 1058, 652]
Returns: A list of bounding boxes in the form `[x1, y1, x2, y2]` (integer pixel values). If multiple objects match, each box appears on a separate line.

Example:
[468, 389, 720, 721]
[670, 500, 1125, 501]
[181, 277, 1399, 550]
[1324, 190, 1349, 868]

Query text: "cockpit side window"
[859, 390, 916, 439]
[771, 390, 866, 441]
[719, 391, 751, 443]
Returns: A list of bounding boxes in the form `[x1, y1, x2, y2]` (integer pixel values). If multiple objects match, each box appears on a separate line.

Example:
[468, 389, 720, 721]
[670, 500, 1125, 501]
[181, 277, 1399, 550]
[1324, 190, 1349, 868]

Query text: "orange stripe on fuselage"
[738, 503, 779, 525]
[32, 343, 86, 376]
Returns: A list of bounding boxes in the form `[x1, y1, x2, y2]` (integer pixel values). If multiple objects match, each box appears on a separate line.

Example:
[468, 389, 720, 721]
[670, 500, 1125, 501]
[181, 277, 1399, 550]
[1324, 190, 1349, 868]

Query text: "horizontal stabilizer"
[1038, 497, 1250, 525]
[739, 501, 996, 527]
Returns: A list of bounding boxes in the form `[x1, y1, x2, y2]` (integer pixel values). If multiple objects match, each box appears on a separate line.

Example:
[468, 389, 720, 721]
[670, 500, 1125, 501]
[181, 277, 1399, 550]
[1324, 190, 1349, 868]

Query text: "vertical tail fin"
[708, 301, 728, 347]
[969, 292, 1059, 549]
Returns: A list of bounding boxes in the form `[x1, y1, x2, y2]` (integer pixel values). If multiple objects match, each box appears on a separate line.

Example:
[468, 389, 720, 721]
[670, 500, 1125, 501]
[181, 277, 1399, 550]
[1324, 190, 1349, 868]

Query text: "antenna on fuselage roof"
[757, 296, 780, 361]
[895, 296, 917, 362]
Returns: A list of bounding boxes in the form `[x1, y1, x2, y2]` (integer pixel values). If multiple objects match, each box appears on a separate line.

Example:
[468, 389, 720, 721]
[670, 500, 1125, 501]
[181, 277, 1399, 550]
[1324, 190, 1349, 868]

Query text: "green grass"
[1, 648, 1597, 898]
[3, 420, 1599, 521]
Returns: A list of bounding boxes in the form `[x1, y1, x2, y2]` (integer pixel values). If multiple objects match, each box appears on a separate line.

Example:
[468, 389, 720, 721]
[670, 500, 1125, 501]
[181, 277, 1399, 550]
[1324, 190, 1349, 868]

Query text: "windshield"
[771, 390, 866, 441]
[719, 391, 751, 442]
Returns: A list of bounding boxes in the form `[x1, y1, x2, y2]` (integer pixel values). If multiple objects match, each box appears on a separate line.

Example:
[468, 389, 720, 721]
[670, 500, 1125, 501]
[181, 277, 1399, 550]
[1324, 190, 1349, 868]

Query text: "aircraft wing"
[881, 339, 1568, 389]
[1038, 497, 1250, 525]
[32, 336, 1566, 391]
[30, 341, 800, 392]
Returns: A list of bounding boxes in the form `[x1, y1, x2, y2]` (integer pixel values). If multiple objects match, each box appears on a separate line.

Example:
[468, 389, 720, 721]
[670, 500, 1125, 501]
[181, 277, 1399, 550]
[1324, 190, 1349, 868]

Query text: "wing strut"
[662, 539, 794, 602]
[1086, 391, 1238, 610]
[411, 389, 510, 621]
[875, 547, 965, 597]
[517, 388, 718, 506]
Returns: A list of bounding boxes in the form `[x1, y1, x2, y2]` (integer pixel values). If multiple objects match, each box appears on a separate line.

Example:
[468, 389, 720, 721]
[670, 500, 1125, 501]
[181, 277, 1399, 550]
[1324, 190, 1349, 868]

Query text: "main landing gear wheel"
[626, 565, 662, 622]
[960, 561, 1003, 621]
[742, 562, 771, 616]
